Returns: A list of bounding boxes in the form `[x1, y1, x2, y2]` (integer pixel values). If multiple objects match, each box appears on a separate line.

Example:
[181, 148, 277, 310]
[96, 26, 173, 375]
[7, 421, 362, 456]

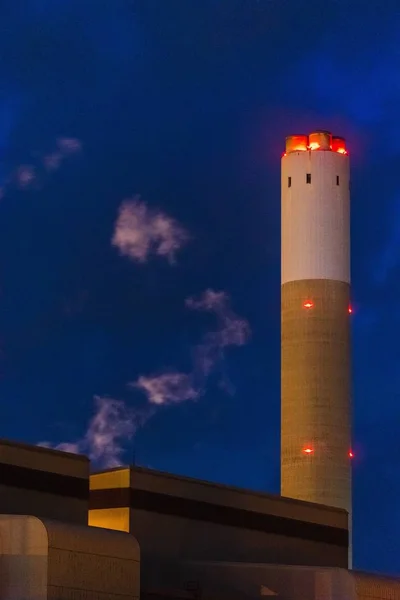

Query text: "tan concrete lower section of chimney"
[281, 279, 351, 513]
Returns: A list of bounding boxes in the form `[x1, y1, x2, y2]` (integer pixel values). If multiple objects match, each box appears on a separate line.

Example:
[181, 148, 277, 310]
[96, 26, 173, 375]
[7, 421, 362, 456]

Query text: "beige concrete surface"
[0, 514, 140, 600]
[281, 279, 351, 513]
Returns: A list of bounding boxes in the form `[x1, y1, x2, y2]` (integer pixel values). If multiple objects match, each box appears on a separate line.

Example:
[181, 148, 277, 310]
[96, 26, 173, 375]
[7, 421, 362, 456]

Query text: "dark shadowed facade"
[89, 466, 348, 569]
[0, 438, 89, 525]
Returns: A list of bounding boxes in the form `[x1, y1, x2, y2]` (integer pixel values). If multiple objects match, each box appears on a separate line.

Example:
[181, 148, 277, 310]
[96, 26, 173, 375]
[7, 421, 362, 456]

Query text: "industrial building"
[0, 131, 399, 599]
[88, 465, 349, 569]
[0, 437, 399, 599]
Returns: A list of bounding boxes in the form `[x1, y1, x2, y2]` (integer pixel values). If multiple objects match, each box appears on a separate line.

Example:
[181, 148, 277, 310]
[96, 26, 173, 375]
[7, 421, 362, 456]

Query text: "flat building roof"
[90, 465, 348, 536]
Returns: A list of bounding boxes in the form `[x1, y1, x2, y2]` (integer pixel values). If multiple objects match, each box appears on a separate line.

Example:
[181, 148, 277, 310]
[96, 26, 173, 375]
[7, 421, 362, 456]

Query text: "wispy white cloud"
[187, 289, 250, 348]
[15, 165, 36, 189]
[111, 196, 189, 264]
[43, 153, 62, 171]
[40, 441, 80, 454]
[84, 396, 140, 466]
[0, 136, 82, 199]
[43, 137, 82, 172]
[39, 395, 146, 468]
[188, 289, 251, 391]
[57, 137, 82, 154]
[40, 291, 250, 462]
[133, 372, 199, 406]
[134, 289, 251, 405]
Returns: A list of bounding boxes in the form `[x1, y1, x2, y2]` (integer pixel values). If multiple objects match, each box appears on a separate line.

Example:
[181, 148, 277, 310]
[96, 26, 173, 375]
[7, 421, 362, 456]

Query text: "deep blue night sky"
[0, 0, 399, 575]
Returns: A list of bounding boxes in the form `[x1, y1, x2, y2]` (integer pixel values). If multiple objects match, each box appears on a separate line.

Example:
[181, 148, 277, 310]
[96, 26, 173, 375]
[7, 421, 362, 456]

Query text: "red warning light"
[303, 447, 314, 455]
[303, 301, 314, 309]
[309, 142, 320, 151]
[285, 135, 308, 153]
[332, 136, 347, 155]
[348, 451, 354, 458]
[348, 306, 352, 314]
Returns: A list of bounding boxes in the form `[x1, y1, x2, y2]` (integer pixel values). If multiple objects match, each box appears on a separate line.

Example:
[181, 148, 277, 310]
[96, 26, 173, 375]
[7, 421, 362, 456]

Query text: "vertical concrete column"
[281, 132, 352, 518]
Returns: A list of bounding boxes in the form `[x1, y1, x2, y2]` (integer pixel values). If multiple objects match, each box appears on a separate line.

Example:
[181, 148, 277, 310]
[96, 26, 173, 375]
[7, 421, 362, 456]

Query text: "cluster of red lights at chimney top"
[302, 447, 354, 458]
[302, 301, 352, 314]
[282, 144, 347, 157]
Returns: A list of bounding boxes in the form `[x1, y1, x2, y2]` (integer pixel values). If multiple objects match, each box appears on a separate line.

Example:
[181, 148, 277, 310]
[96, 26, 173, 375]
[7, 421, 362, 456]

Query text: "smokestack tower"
[281, 131, 351, 516]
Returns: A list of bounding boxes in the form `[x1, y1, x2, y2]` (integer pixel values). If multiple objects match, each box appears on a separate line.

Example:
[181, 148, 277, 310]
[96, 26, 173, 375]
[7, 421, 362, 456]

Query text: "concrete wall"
[0, 439, 89, 525]
[0, 514, 140, 600]
[281, 279, 352, 512]
[132, 507, 346, 568]
[89, 467, 348, 569]
[352, 571, 400, 600]
[150, 563, 400, 600]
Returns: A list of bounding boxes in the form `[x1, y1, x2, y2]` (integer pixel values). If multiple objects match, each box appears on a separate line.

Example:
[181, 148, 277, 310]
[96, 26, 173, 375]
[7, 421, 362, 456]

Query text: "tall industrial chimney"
[281, 130, 351, 517]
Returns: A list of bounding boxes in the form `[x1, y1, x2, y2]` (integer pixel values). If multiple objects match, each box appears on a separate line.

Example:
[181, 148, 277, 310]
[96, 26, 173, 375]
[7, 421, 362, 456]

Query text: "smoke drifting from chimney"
[134, 372, 199, 406]
[0, 137, 82, 198]
[39, 396, 148, 468]
[134, 289, 251, 405]
[187, 288, 251, 382]
[111, 196, 190, 264]
[39, 289, 250, 465]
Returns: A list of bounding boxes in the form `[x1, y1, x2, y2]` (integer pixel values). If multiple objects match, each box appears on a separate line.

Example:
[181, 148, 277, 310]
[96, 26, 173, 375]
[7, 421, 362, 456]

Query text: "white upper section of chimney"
[281, 150, 350, 285]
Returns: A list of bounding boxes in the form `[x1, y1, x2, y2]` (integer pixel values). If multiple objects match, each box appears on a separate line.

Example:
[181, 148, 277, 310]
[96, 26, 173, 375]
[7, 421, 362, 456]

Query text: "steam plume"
[111, 196, 189, 264]
[40, 291, 250, 462]
[187, 289, 251, 349]
[134, 289, 251, 405]
[16, 165, 36, 189]
[39, 395, 146, 468]
[188, 289, 251, 390]
[134, 372, 199, 406]
[0, 137, 82, 198]
[43, 137, 82, 172]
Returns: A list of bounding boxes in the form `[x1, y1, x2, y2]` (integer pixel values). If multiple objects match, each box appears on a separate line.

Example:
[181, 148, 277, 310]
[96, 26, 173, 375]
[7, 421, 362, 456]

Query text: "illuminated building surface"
[281, 130, 351, 514]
